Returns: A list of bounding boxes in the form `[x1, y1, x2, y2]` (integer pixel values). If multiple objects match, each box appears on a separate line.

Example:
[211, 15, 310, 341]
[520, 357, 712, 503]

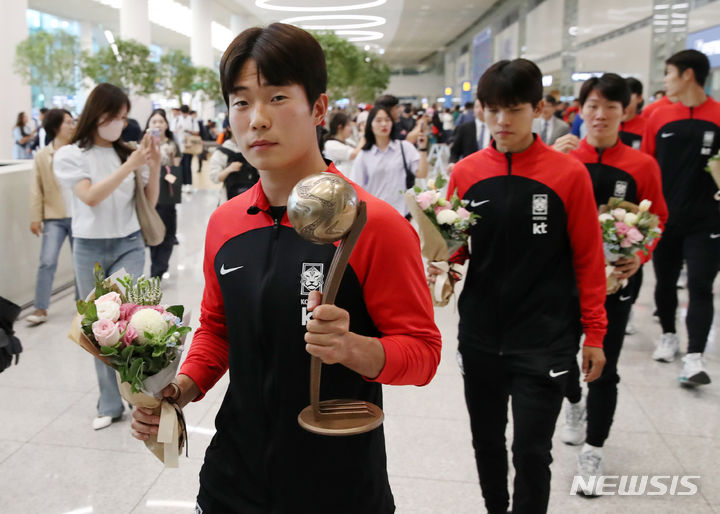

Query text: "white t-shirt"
[323, 139, 355, 175]
[172, 115, 199, 150]
[54, 143, 149, 239]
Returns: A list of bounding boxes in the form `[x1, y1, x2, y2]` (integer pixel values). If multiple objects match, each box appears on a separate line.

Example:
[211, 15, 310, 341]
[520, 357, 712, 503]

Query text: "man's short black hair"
[544, 94, 557, 106]
[666, 49, 710, 86]
[39, 107, 49, 114]
[626, 77, 643, 96]
[180, 105, 189, 114]
[220, 23, 327, 108]
[578, 73, 630, 108]
[464, 102, 473, 109]
[477, 59, 543, 108]
[374, 94, 399, 109]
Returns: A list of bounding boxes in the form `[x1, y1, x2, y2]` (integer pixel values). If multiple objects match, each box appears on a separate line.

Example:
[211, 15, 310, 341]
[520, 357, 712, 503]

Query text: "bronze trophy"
[287, 172, 384, 436]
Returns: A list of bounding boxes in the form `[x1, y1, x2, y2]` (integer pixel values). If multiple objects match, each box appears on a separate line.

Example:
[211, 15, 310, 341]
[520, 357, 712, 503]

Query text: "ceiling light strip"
[255, 0, 387, 12]
[280, 15, 386, 30]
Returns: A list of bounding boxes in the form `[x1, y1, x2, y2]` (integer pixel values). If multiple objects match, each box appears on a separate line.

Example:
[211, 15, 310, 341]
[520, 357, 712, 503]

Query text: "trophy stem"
[301, 202, 383, 435]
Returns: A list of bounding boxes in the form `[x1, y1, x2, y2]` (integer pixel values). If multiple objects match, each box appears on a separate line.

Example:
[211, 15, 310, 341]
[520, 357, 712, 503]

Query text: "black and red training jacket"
[448, 136, 607, 354]
[180, 164, 441, 513]
[570, 138, 669, 263]
[642, 96, 720, 232]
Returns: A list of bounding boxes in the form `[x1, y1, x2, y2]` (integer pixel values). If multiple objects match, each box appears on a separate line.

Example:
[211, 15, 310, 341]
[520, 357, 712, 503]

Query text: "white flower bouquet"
[405, 175, 479, 306]
[599, 197, 662, 294]
[67, 264, 191, 466]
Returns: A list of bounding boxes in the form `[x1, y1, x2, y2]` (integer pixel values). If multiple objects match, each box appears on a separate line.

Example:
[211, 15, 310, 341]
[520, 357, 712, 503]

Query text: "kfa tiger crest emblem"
[300, 263, 324, 295]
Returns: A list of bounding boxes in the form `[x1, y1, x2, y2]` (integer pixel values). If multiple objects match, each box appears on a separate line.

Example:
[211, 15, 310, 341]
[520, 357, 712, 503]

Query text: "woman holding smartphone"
[145, 109, 181, 279]
[55, 83, 160, 430]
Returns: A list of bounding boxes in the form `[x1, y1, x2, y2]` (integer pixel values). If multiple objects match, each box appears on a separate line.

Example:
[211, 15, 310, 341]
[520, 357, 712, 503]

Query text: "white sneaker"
[679, 353, 711, 387]
[576, 444, 603, 497]
[92, 414, 121, 430]
[26, 313, 48, 325]
[652, 333, 679, 362]
[625, 311, 637, 335]
[561, 398, 586, 445]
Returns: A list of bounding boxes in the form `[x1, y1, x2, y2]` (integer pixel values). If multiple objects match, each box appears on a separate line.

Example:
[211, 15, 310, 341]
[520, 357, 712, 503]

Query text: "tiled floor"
[1, 182, 718, 513]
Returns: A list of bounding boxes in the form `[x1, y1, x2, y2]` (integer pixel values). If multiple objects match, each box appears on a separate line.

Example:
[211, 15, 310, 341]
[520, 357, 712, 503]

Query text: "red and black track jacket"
[642, 97, 720, 232]
[180, 164, 441, 513]
[619, 115, 646, 150]
[570, 138, 669, 263]
[448, 137, 607, 353]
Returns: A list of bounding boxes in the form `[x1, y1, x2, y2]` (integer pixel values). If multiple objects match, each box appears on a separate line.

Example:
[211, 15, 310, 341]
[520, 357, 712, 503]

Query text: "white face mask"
[97, 118, 125, 142]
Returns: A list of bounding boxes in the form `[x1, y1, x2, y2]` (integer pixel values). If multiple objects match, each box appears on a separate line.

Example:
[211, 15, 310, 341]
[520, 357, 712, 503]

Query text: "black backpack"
[0, 297, 22, 372]
[215, 146, 259, 200]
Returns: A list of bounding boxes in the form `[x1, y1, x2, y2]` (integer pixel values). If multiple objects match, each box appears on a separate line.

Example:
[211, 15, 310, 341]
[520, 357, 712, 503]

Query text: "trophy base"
[298, 399, 384, 436]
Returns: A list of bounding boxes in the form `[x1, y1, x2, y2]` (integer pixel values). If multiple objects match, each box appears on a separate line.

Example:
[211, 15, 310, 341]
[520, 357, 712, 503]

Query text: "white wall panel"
[577, 0, 652, 43]
[525, 0, 564, 60]
[574, 26, 652, 93]
[386, 72, 445, 100]
[494, 22, 519, 61]
[689, 1, 720, 33]
[539, 57, 563, 74]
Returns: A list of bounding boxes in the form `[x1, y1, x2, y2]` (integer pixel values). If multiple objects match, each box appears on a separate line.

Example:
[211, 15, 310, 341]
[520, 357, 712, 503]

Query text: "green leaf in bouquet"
[152, 344, 166, 358]
[76, 299, 89, 315]
[80, 302, 98, 332]
[166, 305, 184, 319]
[93, 263, 114, 298]
[100, 345, 119, 356]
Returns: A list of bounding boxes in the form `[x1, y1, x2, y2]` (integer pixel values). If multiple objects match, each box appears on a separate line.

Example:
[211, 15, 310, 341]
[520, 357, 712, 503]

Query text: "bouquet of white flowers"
[406, 175, 479, 306]
[599, 198, 662, 294]
[68, 264, 191, 467]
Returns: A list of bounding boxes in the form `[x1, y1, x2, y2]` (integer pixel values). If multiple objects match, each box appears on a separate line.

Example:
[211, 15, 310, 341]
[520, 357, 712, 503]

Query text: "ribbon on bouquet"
[605, 264, 628, 296]
[430, 261, 464, 307]
[117, 381, 188, 468]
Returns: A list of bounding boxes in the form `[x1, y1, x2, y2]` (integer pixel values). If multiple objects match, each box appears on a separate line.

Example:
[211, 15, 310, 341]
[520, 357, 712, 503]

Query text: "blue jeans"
[34, 218, 73, 310]
[73, 231, 146, 417]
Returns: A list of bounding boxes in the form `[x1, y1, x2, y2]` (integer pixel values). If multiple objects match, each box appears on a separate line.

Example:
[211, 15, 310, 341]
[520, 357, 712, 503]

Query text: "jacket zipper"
[498, 152, 513, 356]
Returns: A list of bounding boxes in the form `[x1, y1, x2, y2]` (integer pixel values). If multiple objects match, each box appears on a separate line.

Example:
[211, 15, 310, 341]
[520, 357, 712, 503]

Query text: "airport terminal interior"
[2, 0, 720, 513]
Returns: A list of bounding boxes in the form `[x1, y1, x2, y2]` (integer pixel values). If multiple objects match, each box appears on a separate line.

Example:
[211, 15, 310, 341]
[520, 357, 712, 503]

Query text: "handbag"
[399, 141, 415, 190]
[134, 169, 166, 246]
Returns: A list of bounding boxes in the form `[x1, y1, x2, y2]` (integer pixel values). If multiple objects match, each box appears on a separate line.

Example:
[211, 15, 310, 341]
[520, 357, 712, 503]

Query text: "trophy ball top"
[287, 172, 359, 244]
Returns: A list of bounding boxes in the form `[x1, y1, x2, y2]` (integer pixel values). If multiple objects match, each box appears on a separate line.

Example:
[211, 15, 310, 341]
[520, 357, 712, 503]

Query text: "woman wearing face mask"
[54, 83, 160, 431]
[145, 109, 181, 279]
[350, 106, 429, 217]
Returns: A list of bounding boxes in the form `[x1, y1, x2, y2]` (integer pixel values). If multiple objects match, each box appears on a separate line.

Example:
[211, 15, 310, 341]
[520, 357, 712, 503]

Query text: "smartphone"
[150, 128, 161, 144]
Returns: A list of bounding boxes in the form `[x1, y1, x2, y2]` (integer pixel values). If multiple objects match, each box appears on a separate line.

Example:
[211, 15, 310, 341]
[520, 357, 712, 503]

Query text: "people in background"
[350, 105, 429, 217]
[27, 109, 77, 326]
[145, 108, 182, 279]
[643, 49, 720, 386]
[172, 104, 200, 192]
[54, 83, 161, 431]
[13, 111, 36, 159]
[532, 95, 570, 145]
[208, 125, 258, 203]
[449, 99, 488, 170]
[322, 112, 364, 175]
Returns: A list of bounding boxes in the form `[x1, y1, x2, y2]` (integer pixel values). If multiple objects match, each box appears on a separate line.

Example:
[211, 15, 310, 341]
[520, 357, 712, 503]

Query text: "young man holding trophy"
[130, 23, 441, 514]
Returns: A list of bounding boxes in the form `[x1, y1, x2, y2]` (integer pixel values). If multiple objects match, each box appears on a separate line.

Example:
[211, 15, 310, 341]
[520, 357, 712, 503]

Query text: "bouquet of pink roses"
[405, 175, 479, 306]
[68, 264, 190, 466]
[599, 197, 662, 294]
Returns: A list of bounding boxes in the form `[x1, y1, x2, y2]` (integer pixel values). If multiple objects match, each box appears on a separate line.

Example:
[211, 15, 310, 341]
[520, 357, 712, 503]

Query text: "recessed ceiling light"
[255, 0, 387, 12]
[280, 14, 386, 30]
